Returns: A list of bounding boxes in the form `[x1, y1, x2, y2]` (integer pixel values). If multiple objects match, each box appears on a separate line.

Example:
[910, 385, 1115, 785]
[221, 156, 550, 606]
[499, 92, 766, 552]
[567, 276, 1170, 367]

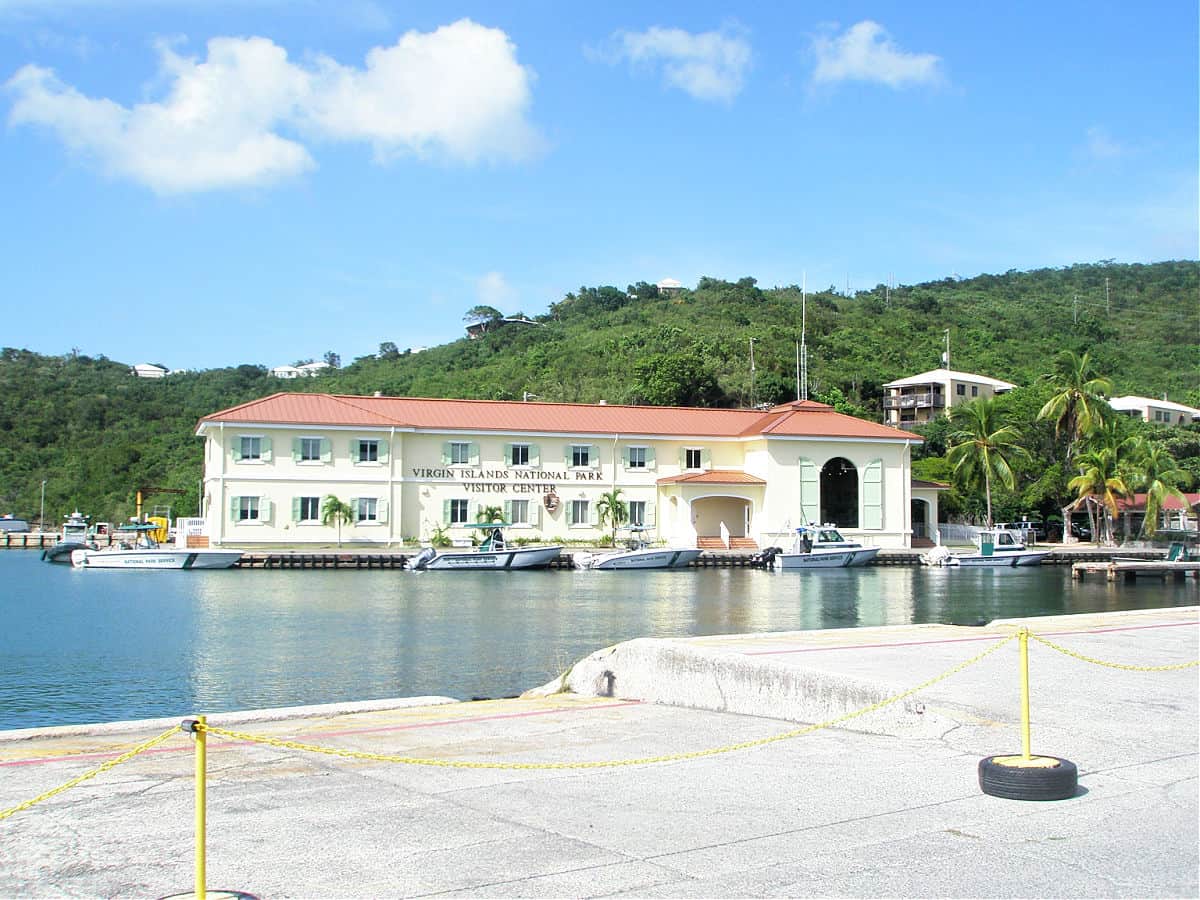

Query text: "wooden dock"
[1072, 560, 1200, 582]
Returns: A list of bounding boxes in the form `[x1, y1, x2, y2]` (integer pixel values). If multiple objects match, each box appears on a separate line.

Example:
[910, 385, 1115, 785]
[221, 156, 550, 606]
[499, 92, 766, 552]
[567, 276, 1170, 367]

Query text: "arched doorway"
[911, 498, 933, 546]
[820, 457, 858, 527]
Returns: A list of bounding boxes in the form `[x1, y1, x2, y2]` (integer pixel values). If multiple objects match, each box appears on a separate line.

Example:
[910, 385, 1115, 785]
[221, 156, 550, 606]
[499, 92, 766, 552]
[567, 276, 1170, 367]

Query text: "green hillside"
[1, 260, 1196, 528]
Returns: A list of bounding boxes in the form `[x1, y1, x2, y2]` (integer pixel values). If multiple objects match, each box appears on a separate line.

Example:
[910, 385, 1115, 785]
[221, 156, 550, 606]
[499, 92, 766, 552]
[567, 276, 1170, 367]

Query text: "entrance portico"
[657, 470, 765, 549]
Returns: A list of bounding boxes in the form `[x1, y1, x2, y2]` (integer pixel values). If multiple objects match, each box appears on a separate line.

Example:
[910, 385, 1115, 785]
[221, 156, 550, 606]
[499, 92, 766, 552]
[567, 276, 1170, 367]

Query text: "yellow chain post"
[182, 717, 208, 900]
[1019, 628, 1032, 760]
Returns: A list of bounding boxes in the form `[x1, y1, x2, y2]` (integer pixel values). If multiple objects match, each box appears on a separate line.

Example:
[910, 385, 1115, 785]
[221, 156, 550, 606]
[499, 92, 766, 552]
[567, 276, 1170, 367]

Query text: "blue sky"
[2, 1, 1196, 371]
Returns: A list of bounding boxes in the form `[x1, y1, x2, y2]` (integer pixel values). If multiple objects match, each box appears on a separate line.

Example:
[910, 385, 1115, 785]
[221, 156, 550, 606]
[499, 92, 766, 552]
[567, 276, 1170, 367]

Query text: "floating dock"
[1072, 559, 1200, 582]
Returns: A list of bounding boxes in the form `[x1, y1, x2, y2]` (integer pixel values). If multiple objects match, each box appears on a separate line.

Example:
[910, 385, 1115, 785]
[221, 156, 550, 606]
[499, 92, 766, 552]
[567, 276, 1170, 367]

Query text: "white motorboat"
[924, 529, 1051, 568]
[43, 510, 97, 563]
[775, 525, 881, 569]
[410, 524, 562, 571]
[70, 525, 243, 570]
[575, 531, 702, 570]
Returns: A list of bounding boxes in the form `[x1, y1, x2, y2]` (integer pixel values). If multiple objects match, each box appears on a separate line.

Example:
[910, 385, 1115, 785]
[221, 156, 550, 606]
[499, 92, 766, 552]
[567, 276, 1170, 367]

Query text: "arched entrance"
[820, 457, 858, 527]
[691, 496, 753, 549]
[911, 498, 933, 546]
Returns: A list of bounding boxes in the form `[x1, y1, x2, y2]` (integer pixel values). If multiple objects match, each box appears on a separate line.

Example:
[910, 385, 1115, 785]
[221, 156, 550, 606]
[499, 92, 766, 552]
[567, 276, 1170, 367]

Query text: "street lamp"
[40, 480, 46, 533]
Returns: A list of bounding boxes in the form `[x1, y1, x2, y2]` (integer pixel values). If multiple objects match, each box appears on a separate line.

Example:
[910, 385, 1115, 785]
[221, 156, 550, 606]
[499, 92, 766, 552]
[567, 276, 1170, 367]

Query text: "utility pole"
[1105, 277, 1110, 315]
[40, 480, 46, 533]
[800, 273, 809, 401]
[1073, 294, 1078, 325]
[943, 329, 950, 370]
[749, 338, 756, 408]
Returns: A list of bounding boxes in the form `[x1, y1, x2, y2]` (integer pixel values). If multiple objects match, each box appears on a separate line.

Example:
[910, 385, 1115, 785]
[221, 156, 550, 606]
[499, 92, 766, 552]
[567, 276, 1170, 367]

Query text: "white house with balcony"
[883, 368, 1016, 430]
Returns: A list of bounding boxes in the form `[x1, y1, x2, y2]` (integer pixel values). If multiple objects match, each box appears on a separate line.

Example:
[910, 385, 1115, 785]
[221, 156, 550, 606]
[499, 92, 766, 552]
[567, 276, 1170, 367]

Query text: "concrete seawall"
[1, 607, 1196, 898]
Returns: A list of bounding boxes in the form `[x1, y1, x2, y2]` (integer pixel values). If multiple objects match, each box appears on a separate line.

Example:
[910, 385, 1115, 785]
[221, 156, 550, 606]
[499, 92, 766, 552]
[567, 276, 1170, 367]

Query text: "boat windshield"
[817, 529, 844, 543]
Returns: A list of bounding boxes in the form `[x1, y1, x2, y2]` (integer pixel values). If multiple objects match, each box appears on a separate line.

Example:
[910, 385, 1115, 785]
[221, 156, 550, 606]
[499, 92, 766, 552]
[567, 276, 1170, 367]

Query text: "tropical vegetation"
[0, 261, 1195, 541]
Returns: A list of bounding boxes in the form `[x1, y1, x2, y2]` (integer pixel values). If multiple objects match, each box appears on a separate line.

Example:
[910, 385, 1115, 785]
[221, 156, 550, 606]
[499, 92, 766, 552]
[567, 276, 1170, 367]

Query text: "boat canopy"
[468, 522, 512, 529]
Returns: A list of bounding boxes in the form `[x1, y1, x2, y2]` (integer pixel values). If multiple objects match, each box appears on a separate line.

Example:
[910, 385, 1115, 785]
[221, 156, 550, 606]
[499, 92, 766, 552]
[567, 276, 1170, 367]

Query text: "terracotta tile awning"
[657, 470, 766, 485]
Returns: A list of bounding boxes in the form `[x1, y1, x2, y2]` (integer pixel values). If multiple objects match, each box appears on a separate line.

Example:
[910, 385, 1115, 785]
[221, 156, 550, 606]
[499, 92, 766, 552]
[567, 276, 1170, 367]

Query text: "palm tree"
[1037, 350, 1113, 542]
[1067, 445, 1131, 545]
[320, 495, 355, 547]
[1128, 441, 1191, 538]
[475, 504, 505, 524]
[946, 397, 1030, 527]
[595, 488, 628, 547]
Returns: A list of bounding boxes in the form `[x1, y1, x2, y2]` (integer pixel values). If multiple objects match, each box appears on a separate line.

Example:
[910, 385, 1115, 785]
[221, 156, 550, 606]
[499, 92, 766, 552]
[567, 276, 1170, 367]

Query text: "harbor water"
[1, 551, 1194, 730]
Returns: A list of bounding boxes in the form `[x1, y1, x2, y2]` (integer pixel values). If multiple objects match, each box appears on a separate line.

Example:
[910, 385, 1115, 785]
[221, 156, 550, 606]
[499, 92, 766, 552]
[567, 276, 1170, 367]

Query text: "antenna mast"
[749, 338, 756, 408]
[943, 328, 950, 370]
[799, 273, 809, 401]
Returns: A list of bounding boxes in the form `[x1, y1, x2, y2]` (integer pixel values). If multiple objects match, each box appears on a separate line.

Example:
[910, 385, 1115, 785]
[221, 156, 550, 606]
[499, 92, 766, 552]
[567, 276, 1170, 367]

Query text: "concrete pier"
[1, 607, 1196, 898]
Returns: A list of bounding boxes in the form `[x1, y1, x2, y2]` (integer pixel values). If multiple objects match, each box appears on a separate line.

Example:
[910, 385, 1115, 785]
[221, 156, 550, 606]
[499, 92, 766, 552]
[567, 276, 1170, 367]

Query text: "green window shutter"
[589, 502, 599, 526]
[467, 501, 476, 523]
[261, 437, 273, 462]
[441, 442, 451, 465]
[259, 497, 272, 523]
[590, 445, 601, 469]
[700, 448, 711, 469]
[645, 501, 656, 526]
[566, 501, 575, 526]
[351, 440, 360, 463]
[503, 500, 512, 521]
[378, 499, 389, 523]
[529, 443, 540, 467]
[229, 496, 240, 520]
[291, 497, 301, 522]
[679, 448, 687, 468]
[320, 438, 332, 462]
[442, 499, 451, 525]
[564, 445, 573, 466]
[531, 501, 542, 527]
[232, 441, 243, 462]
[799, 457, 819, 526]
[621, 447, 631, 469]
[645, 447, 656, 470]
[503, 444, 513, 465]
[291, 438, 301, 462]
[862, 459, 883, 530]
[469, 443, 480, 466]
[378, 440, 390, 464]
[349, 497, 359, 522]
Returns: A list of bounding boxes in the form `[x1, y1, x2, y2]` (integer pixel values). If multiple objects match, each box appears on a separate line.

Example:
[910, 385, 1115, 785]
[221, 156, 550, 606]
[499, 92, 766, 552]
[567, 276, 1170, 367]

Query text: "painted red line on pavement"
[0, 700, 643, 769]
[743, 619, 1199, 656]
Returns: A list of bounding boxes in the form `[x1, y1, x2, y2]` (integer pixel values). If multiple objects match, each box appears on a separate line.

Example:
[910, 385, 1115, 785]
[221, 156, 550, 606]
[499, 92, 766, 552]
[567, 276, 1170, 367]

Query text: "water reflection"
[0, 551, 1194, 729]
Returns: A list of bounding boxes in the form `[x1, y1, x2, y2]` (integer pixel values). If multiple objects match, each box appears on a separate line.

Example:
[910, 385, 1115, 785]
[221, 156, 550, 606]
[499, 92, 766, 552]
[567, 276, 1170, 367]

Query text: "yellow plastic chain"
[199, 633, 1018, 770]
[1029, 631, 1200, 671]
[0, 725, 181, 823]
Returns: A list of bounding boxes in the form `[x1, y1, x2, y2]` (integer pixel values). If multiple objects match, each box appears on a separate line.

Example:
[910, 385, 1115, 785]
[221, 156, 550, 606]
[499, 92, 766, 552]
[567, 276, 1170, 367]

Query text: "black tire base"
[978, 755, 1078, 801]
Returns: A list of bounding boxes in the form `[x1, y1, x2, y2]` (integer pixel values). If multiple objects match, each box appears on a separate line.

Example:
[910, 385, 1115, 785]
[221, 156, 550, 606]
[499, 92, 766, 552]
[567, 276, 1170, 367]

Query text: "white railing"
[937, 523, 982, 546]
[719, 521, 731, 549]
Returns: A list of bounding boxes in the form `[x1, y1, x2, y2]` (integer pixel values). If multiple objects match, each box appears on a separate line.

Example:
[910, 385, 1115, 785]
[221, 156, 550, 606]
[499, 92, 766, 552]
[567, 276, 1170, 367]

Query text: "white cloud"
[304, 20, 541, 163]
[611, 25, 751, 102]
[811, 21, 942, 89]
[4, 19, 541, 193]
[1084, 126, 1126, 160]
[476, 271, 516, 309]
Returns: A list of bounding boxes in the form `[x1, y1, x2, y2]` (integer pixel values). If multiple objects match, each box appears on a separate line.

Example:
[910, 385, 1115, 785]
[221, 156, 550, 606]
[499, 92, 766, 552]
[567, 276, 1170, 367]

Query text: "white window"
[239, 436, 262, 461]
[685, 448, 703, 470]
[956, 384, 966, 396]
[449, 499, 469, 525]
[299, 438, 323, 462]
[358, 439, 380, 463]
[450, 442, 472, 465]
[510, 444, 530, 466]
[510, 499, 530, 525]
[571, 445, 590, 468]
[628, 500, 646, 527]
[568, 499, 589, 526]
[298, 496, 320, 522]
[356, 498, 378, 523]
[628, 447, 646, 469]
[237, 497, 259, 521]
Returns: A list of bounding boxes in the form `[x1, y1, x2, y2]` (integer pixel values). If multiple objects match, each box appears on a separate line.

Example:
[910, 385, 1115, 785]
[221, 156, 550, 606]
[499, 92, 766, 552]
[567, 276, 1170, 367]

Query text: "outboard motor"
[411, 547, 437, 571]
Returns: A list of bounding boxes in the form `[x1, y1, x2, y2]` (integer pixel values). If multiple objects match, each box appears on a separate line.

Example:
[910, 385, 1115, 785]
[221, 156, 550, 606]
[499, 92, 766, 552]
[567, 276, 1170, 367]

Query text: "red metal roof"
[1114, 493, 1200, 512]
[197, 393, 921, 442]
[656, 470, 768, 485]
